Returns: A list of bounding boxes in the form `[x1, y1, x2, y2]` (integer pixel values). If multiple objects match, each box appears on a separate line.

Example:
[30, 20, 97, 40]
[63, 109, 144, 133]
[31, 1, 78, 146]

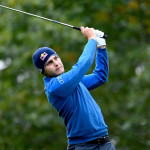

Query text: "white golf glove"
[94, 29, 104, 38]
[96, 37, 106, 47]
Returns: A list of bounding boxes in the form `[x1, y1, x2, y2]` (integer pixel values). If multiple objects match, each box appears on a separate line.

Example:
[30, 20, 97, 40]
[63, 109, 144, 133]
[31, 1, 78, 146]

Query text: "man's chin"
[57, 70, 64, 76]
[57, 68, 64, 75]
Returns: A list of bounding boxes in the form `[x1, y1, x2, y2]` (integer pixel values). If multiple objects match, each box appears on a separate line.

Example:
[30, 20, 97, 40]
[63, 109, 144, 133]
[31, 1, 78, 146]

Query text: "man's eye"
[54, 57, 58, 60]
[47, 61, 52, 65]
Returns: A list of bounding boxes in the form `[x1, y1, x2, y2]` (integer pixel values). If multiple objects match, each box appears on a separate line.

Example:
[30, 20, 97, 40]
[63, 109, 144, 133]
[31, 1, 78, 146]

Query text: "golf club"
[0, 4, 108, 39]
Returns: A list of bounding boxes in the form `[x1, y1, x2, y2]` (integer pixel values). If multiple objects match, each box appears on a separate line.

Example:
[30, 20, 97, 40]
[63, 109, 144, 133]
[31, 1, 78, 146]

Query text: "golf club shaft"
[0, 4, 107, 38]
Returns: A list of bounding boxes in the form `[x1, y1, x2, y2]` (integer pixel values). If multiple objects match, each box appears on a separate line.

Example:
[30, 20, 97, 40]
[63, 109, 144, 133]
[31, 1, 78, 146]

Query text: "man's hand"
[96, 37, 106, 49]
[94, 30, 104, 38]
[80, 26, 96, 41]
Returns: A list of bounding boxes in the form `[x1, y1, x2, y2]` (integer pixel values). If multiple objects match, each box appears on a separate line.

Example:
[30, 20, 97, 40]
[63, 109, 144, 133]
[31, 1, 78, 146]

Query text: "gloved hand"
[96, 37, 106, 48]
[94, 29, 104, 38]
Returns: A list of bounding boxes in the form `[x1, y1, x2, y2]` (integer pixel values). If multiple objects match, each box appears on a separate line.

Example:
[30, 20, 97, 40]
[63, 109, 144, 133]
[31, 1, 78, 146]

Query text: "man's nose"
[54, 60, 58, 66]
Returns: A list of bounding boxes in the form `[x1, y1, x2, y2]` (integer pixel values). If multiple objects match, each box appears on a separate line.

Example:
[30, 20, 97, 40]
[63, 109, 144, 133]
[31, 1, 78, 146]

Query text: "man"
[33, 27, 116, 150]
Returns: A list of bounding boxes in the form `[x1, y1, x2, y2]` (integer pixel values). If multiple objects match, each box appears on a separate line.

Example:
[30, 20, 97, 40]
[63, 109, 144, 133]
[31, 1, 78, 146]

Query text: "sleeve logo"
[57, 76, 64, 84]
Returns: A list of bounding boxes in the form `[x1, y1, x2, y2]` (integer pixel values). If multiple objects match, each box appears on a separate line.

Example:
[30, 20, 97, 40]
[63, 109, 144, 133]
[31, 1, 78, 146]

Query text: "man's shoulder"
[43, 76, 65, 93]
[43, 76, 51, 82]
[43, 76, 64, 84]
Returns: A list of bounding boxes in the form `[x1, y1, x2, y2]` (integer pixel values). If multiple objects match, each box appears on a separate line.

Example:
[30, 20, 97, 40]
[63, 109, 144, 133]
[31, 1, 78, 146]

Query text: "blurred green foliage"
[0, 0, 150, 149]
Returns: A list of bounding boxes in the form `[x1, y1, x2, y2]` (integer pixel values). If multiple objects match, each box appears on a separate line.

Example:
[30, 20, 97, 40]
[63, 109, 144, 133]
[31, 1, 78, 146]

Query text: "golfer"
[33, 26, 116, 150]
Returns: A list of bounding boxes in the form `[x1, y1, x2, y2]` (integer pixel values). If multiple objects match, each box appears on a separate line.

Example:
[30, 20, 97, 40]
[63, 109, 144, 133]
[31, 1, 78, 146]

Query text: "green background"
[0, 0, 150, 149]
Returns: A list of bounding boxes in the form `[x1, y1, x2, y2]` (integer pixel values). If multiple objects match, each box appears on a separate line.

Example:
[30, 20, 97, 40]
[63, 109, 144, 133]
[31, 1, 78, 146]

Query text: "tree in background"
[0, 0, 150, 149]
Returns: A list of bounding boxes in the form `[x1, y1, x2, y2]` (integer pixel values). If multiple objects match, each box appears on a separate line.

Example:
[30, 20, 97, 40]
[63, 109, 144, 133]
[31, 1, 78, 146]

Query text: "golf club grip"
[73, 26, 108, 39]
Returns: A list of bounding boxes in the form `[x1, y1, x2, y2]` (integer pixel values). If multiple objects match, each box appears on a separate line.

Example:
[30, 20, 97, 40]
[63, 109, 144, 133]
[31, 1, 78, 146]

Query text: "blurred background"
[0, 0, 150, 150]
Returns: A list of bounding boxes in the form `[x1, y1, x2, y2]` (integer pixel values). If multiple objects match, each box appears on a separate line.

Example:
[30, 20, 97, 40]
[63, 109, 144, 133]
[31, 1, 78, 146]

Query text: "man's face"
[44, 55, 64, 77]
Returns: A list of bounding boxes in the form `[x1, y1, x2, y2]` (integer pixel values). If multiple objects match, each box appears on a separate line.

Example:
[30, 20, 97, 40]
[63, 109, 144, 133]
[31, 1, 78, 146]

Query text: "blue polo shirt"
[44, 39, 109, 144]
